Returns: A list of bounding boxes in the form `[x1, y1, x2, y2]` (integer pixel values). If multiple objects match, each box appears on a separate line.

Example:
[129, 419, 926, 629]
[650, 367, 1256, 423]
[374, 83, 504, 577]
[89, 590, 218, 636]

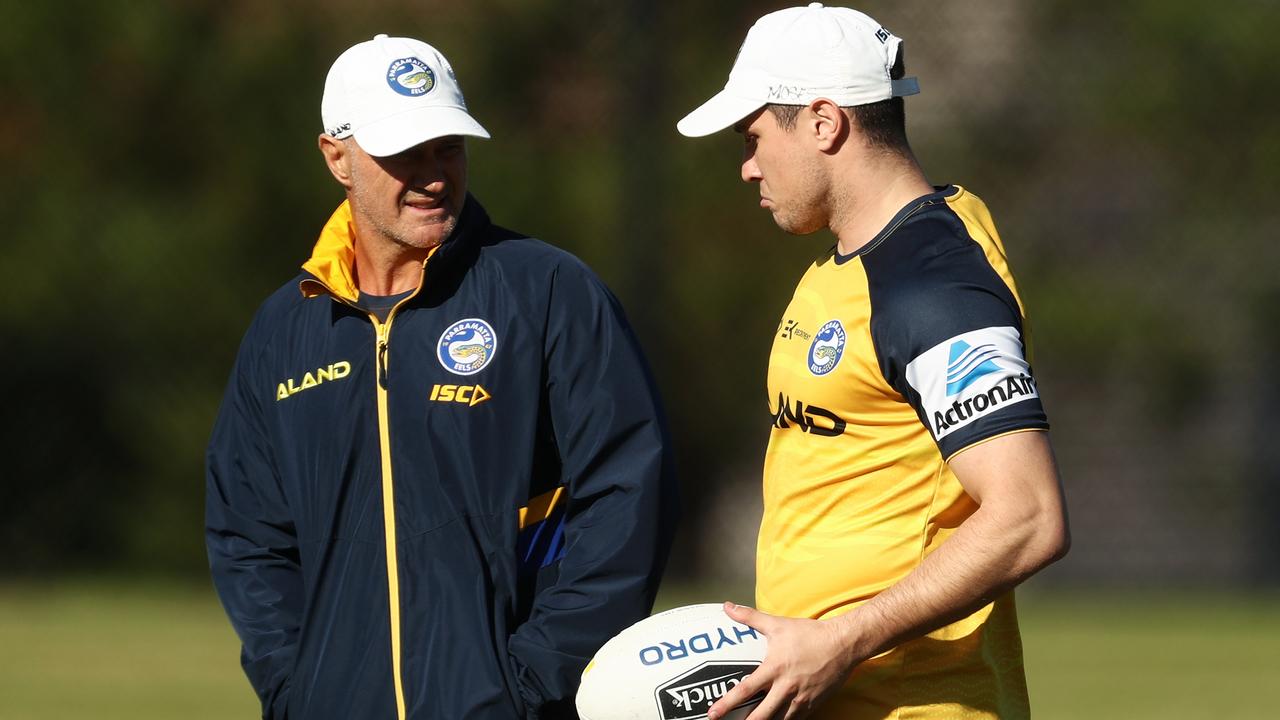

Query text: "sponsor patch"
[276, 360, 351, 401]
[437, 318, 497, 376]
[945, 340, 1003, 396]
[638, 624, 762, 667]
[906, 326, 1038, 439]
[429, 383, 491, 407]
[777, 318, 811, 341]
[655, 662, 764, 720]
[386, 57, 436, 97]
[807, 319, 846, 376]
[769, 393, 845, 437]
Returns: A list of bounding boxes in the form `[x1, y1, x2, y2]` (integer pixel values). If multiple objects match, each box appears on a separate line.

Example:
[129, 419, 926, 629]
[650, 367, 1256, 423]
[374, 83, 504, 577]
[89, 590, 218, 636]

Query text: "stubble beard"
[349, 166, 456, 252]
[767, 161, 829, 236]
[769, 193, 828, 236]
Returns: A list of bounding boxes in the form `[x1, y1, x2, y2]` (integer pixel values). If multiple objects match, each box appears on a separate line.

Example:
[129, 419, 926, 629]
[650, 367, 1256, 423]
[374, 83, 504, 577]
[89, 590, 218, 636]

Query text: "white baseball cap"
[677, 3, 919, 137]
[321, 34, 490, 157]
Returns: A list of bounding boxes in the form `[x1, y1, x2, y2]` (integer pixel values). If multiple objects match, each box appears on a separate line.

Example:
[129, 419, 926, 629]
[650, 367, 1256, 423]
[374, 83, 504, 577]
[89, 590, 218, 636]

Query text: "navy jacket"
[206, 196, 678, 719]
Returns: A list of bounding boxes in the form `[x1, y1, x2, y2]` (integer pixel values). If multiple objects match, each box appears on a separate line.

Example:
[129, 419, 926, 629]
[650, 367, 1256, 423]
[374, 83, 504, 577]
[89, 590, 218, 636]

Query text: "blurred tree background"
[2, 0, 1279, 599]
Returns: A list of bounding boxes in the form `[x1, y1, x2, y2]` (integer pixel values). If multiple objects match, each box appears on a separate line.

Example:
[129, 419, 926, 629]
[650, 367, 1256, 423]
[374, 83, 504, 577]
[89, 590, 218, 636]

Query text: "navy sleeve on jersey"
[864, 214, 1048, 459]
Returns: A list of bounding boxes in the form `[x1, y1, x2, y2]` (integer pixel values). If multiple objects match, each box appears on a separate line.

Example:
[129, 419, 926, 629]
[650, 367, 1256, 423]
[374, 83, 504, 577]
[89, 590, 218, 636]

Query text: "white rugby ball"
[577, 603, 768, 720]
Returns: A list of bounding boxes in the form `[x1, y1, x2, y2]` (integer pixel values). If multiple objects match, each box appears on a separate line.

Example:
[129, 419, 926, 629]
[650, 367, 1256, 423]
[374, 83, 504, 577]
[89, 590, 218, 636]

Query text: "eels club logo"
[437, 318, 497, 376]
[386, 57, 436, 96]
[807, 319, 847, 376]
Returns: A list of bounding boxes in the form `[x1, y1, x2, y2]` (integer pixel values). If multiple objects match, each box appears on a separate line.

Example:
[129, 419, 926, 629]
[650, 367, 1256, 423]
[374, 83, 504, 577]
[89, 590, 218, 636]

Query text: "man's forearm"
[830, 490, 1068, 665]
[709, 434, 1069, 720]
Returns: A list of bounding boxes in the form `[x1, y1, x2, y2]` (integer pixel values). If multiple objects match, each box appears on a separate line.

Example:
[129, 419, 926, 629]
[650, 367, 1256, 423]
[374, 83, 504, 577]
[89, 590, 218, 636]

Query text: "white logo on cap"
[386, 57, 436, 97]
[767, 85, 807, 101]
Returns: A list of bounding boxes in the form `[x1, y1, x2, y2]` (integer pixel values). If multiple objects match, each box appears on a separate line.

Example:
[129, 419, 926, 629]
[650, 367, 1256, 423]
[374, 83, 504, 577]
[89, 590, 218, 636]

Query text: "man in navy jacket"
[205, 34, 678, 720]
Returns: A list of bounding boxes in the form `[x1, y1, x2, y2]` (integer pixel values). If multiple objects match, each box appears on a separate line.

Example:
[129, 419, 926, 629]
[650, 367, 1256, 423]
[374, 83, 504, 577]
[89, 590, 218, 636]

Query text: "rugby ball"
[577, 603, 768, 720]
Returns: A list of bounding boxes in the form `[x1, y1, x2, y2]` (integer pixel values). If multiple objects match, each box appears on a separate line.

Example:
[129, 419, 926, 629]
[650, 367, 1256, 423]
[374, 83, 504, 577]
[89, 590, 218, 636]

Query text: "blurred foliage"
[1, 0, 1278, 586]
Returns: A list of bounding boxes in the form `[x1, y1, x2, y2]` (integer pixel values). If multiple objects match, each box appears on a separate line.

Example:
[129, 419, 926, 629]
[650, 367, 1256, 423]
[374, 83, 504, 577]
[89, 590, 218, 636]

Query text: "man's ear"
[318, 134, 355, 189]
[806, 98, 848, 153]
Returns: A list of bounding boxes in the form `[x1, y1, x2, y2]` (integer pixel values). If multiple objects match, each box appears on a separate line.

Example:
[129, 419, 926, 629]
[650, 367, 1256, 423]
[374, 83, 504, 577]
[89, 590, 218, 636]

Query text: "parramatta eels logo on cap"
[807, 320, 846, 376]
[437, 318, 497, 376]
[386, 57, 436, 97]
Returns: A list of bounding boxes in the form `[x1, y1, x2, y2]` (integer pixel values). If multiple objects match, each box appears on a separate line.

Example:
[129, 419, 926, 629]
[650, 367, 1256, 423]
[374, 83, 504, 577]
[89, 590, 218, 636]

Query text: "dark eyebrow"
[733, 119, 749, 134]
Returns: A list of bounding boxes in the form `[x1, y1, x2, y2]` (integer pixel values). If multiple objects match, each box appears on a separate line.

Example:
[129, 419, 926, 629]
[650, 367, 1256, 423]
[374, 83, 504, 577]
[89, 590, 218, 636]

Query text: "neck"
[350, 221, 434, 296]
[828, 155, 933, 256]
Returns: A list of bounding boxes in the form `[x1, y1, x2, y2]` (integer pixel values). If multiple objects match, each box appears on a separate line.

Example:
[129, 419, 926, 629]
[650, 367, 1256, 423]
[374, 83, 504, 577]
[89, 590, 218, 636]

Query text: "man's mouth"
[403, 194, 448, 214]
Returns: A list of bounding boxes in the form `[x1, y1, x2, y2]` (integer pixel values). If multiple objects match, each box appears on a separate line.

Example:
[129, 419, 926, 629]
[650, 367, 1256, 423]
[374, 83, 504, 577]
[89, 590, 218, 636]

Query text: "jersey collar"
[832, 185, 961, 265]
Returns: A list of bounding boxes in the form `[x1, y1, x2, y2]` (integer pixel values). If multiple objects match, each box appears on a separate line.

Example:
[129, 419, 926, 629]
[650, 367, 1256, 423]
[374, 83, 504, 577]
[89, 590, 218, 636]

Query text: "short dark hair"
[765, 44, 911, 155]
[850, 98, 908, 153]
[765, 104, 804, 132]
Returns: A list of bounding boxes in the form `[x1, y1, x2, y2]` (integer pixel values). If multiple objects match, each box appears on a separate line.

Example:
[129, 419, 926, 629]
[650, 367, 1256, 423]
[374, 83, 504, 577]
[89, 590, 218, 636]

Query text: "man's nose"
[411, 152, 445, 188]
[741, 154, 761, 183]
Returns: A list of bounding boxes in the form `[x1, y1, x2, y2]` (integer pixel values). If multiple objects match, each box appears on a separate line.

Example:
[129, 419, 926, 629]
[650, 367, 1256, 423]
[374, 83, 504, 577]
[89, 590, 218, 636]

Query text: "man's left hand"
[707, 602, 857, 720]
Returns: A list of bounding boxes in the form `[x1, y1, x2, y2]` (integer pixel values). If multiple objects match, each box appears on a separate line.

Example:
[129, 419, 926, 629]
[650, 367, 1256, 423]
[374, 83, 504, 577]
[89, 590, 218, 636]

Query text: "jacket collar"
[299, 194, 489, 302]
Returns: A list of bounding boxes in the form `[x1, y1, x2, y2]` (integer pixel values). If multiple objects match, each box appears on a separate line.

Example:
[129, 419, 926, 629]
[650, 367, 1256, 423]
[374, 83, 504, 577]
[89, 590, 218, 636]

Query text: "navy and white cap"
[677, 3, 920, 137]
[321, 34, 490, 157]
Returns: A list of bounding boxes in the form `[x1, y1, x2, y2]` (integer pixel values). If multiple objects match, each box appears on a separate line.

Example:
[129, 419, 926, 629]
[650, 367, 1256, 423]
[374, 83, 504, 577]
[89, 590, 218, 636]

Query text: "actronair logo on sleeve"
[905, 326, 1039, 439]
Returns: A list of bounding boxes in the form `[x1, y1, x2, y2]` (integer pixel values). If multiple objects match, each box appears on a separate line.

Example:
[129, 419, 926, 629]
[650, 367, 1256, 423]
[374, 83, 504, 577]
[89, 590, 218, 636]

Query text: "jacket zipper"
[370, 269, 430, 720]
[301, 254, 433, 720]
[372, 314, 406, 720]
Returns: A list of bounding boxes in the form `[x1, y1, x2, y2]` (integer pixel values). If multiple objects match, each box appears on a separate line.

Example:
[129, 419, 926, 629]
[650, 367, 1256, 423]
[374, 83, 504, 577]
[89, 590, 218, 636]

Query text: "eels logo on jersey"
[386, 57, 436, 97]
[437, 318, 497, 376]
[807, 320, 847, 376]
[906, 326, 1039, 439]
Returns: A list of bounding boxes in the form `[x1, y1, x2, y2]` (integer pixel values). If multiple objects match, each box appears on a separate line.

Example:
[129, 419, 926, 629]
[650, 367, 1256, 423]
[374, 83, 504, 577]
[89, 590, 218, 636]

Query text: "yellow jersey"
[758, 186, 1047, 719]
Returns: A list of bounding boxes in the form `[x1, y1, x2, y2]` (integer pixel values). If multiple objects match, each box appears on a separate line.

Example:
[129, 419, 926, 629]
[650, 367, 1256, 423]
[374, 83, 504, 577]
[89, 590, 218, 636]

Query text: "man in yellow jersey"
[206, 35, 677, 720]
[677, 5, 1069, 719]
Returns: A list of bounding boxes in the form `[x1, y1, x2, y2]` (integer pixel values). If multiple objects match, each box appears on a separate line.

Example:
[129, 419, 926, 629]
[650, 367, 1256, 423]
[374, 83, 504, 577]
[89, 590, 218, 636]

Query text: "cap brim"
[354, 105, 491, 157]
[676, 90, 767, 138]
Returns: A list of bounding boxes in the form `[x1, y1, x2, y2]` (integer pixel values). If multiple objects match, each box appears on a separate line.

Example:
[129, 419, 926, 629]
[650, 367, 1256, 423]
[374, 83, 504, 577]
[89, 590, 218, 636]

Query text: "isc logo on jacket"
[429, 383, 492, 407]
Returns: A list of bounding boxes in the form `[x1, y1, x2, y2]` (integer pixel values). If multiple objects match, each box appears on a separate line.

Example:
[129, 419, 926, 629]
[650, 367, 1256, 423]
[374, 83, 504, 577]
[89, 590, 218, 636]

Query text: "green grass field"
[1, 580, 1277, 719]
